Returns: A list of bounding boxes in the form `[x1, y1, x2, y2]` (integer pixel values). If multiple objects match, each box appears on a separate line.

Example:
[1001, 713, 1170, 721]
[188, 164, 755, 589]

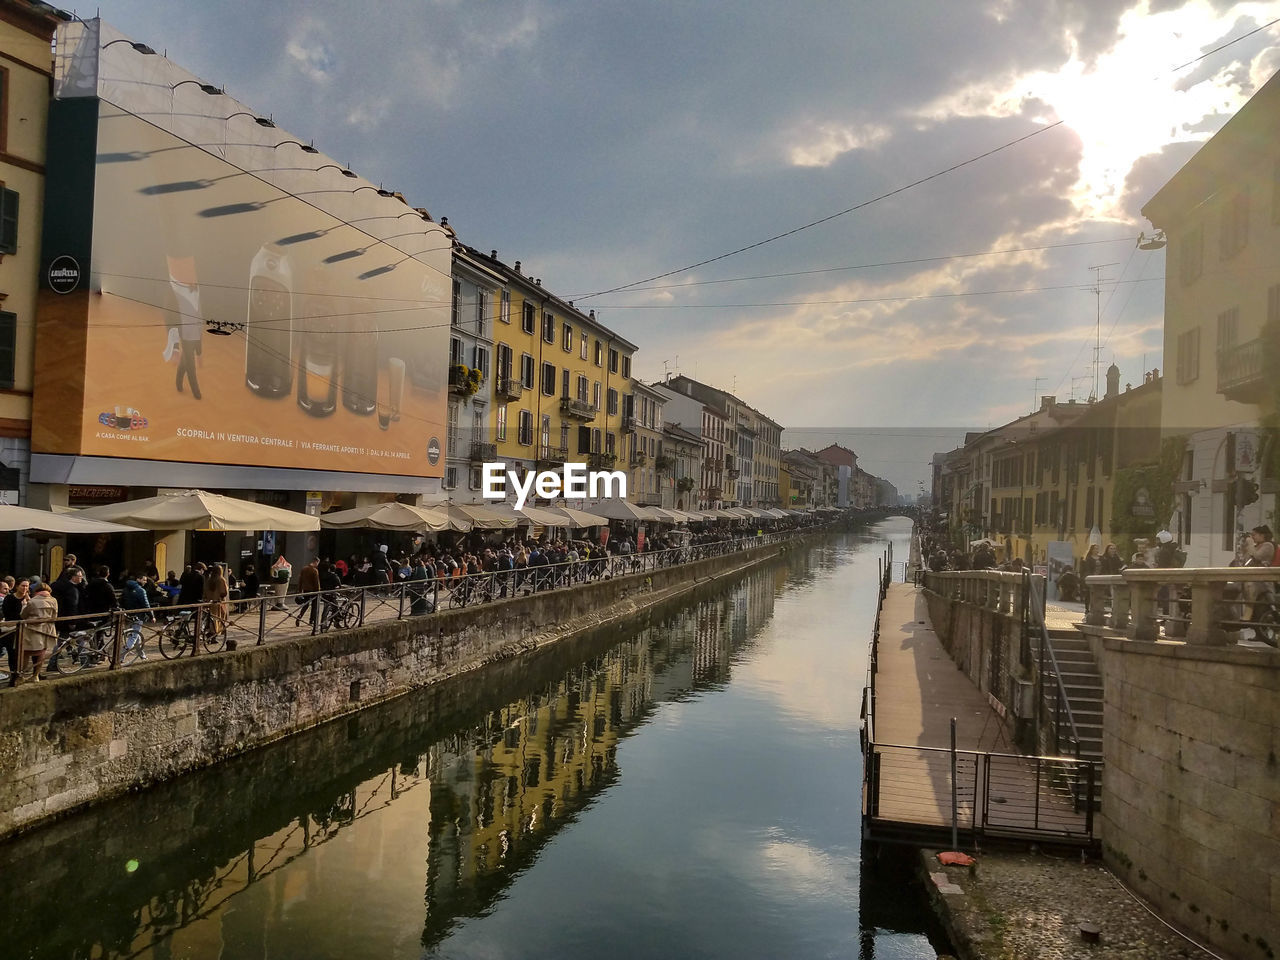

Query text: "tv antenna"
[662, 356, 678, 381]
[1031, 376, 1045, 413]
[1086, 263, 1119, 401]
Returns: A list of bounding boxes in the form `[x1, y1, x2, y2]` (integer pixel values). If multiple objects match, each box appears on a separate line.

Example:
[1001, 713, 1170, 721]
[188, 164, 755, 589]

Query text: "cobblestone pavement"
[927, 850, 1217, 960]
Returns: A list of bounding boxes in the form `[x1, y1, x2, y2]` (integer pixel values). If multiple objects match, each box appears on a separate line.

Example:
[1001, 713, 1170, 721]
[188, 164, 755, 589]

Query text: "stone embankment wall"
[1101, 637, 1279, 960]
[0, 539, 795, 839]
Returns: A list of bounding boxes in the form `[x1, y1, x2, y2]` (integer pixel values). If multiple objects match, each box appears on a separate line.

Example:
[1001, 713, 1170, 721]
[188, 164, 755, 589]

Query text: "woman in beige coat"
[19, 579, 58, 682]
[203, 564, 229, 638]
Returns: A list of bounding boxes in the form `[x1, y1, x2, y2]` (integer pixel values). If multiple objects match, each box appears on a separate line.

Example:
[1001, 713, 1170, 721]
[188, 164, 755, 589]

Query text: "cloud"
[785, 122, 891, 168]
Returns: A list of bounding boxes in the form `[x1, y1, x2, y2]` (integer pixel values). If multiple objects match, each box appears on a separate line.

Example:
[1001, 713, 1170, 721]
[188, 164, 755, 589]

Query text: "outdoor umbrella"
[481, 503, 573, 527]
[544, 506, 609, 527]
[73, 489, 319, 531]
[440, 503, 519, 530]
[0, 503, 144, 535]
[722, 507, 755, 520]
[319, 501, 455, 532]
[765, 508, 790, 519]
[651, 507, 692, 524]
[583, 499, 665, 522]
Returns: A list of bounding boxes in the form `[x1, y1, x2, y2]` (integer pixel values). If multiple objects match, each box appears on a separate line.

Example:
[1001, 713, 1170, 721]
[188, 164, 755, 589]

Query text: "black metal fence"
[2, 526, 830, 683]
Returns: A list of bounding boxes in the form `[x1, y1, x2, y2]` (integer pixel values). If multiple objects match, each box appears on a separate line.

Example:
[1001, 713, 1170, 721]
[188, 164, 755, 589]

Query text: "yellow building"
[0, 0, 66, 570]
[461, 246, 637, 504]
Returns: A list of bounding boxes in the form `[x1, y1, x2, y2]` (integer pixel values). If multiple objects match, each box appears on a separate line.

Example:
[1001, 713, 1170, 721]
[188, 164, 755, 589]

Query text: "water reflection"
[1, 523, 943, 959]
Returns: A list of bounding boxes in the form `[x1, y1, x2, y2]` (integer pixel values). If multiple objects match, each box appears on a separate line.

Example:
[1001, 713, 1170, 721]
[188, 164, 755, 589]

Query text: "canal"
[2, 518, 949, 959]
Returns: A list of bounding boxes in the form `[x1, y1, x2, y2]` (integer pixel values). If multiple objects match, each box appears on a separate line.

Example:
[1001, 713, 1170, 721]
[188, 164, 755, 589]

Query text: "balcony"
[588, 451, 617, 470]
[495, 375, 523, 401]
[622, 414, 638, 432]
[449, 364, 481, 397]
[654, 454, 674, 473]
[1217, 338, 1266, 404]
[537, 445, 568, 466]
[560, 397, 596, 421]
[726, 467, 741, 480]
[469, 441, 498, 463]
[704, 456, 718, 470]
[629, 451, 647, 467]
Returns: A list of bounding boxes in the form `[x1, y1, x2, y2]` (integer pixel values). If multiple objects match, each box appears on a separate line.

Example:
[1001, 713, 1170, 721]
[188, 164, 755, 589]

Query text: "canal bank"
[0, 524, 842, 840]
[1, 520, 950, 960]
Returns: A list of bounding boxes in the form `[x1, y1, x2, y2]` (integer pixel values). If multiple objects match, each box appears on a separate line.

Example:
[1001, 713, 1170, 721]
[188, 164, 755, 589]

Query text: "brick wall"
[1102, 637, 1279, 959]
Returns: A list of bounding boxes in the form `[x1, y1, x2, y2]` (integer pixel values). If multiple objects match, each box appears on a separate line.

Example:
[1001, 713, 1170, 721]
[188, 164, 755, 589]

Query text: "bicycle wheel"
[332, 600, 359, 631]
[158, 621, 191, 659]
[120, 623, 148, 664]
[51, 636, 86, 674]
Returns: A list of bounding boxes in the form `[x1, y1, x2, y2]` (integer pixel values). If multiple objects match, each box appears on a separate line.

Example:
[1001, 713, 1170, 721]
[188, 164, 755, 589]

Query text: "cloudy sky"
[85, 0, 1280, 485]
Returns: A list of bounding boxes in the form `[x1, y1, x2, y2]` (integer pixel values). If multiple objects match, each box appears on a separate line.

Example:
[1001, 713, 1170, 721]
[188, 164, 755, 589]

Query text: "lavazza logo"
[482, 462, 626, 511]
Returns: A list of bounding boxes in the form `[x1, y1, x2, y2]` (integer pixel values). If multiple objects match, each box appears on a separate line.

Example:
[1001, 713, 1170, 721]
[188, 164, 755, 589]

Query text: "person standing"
[19, 579, 58, 683]
[203, 564, 229, 638]
[2, 579, 28, 686]
[270, 554, 292, 610]
[50, 567, 83, 637]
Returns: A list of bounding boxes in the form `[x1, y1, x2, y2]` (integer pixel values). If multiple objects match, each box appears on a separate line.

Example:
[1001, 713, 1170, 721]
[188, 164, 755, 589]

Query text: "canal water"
[2, 518, 948, 959]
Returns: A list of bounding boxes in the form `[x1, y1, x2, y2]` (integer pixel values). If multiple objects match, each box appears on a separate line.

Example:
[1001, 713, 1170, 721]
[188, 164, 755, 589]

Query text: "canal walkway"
[867, 582, 1095, 846]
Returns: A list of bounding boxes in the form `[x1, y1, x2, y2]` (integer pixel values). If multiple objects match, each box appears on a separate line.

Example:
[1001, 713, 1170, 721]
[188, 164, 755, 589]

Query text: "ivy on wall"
[1108, 435, 1187, 554]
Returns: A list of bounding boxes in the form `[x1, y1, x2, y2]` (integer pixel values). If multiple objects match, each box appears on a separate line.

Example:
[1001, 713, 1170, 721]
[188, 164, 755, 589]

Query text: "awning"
[544, 506, 609, 527]
[0, 503, 144, 536]
[482, 503, 573, 527]
[319, 502, 456, 532]
[584, 499, 665, 522]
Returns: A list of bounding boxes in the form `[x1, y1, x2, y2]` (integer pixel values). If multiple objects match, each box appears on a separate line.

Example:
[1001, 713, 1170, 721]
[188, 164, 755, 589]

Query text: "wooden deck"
[864, 583, 1097, 847]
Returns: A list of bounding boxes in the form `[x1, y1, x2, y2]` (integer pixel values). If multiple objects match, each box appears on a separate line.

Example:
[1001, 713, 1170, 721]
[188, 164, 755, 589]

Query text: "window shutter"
[0, 190, 18, 255]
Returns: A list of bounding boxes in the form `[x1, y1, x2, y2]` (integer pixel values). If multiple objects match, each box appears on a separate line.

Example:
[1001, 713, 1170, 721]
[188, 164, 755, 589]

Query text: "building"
[0, 1, 69, 572]
[1141, 69, 1280, 566]
[660, 422, 701, 511]
[456, 246, 638, 508]
[29, 19, 453, 576]
[624, 380, 665, 506]
[651, 381, 725, 509]
[445, 243, 501, 501]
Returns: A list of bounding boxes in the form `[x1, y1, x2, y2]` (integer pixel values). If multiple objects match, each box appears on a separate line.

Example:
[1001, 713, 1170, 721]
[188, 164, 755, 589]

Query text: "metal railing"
[1, 525, 835, 684]
[1025, 570, 1083, 764]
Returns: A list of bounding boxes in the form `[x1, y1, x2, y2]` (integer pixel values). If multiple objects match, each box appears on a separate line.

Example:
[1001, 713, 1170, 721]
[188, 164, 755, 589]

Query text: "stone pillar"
[1128, 579, 1159, 641]
[1086, 581, 1109, 626]
[1187, 579, 1229, 646]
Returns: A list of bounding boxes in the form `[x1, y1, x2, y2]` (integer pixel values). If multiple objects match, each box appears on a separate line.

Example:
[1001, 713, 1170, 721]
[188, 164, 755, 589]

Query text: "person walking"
[2, 579, 28, 686]
[18, 579, 58, 683]
[294, 558, 321, 627]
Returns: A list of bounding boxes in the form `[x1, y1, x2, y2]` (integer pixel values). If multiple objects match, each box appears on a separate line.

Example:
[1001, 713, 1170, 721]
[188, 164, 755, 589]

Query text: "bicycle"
[158, 609, 226, 658]
[50, 619, 113, 675]
[318, 593, 361, 632]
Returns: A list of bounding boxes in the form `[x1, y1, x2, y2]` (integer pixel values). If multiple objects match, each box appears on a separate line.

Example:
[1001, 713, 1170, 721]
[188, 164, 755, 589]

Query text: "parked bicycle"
[49, 618, 114, 675]
[158, 609, 225, 658]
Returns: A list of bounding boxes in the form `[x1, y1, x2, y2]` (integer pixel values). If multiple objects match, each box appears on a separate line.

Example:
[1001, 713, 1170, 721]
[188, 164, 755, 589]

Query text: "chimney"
[491, 250, 497, 259]
[534, 278, 541, 287]
[1039, 395, 1056, 411]
[589, 310, 595, 320]
[514, 261, 522, 274]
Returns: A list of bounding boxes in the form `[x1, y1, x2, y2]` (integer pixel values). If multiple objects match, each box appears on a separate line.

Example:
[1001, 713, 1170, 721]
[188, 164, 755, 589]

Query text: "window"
[1175, 327, 1201, 385]
[496, 404, 507, 441]
[444, 466, 458, 489]
[518, 410, 534, 445]
[449, 337, 464, 367]
[560, 423, 569, 450]
[0, 311, 14, 389]
[580, 332, 588, 360]
[562, 322, 572, 351]
[472, 406, 484, 444]
[609, 348, 619, 373]
[605, 432, 615, 455]
[561, 368, 570, 398]
[496, 342, 513, 379]
[451, 280, 460, 325]
[472, 345, 489, 379]
[0, 188, 17, 256]
[542, 313, 555, 344]
[520, 353, 534, 389]
[541, 362, 555, 396]
[500, 289, 511, 324]
[522, 301, 535, 334]
[621, 356, 631, 379]
[591, 428, 601, 453]
[577, 375, 589, 401]
[469, 466, 482, 490]
[1220, 190, 1248, 259]
[593, 381, 601, 409]
[1216, 307, 1238, 352]
[541, 415, 551, 451]
[578, 425, 591, 454]
[446, 403, 459, 457]
[607, 388, 618, 415]
[594, 340, 602, 366]
[476, 290, 487, 338]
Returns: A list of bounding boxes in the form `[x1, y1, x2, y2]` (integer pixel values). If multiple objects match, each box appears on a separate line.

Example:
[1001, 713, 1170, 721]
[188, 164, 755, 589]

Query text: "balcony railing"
[622, 414, 638, 432]
[494, 375, 524, 401]
[469, 441, 497, 463]
[589, 451, 617, 470]
[1217, 338, 1265, 403]
[538, 445, 568, 465]
[560, 397, 597, 421]
[630, 451, 647, 467]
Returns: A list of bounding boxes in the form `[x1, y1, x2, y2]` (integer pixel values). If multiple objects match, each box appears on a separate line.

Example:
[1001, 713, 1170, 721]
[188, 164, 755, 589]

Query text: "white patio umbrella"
[0, 503, 144, 535]
[584, 499, 664, 522]
[441, 503, 519, 529]
[73, 489, 318, 531]
[482, 503, 573, 527]
[319, 501, 456, 532]
[545, 506, 609, 527]
[651, 507, 692, 524]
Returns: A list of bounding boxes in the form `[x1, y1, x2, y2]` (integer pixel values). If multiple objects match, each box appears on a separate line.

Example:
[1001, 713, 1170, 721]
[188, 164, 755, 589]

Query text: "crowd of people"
[0, 518, 818, 685]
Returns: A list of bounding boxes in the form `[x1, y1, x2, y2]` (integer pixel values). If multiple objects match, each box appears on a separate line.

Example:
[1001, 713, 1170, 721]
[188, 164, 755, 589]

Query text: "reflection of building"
[0, 1, 68, 574]
[1142, 71, 1280, 566]
[28, 20, 453, 575]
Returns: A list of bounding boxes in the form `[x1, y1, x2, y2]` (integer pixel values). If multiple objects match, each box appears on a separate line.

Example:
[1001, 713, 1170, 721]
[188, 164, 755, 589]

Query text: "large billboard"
[33, 23, 450, 481]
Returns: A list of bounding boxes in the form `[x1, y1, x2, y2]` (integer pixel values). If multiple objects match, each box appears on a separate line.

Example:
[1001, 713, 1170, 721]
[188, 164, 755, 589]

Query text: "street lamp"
[102, 39, 156, 54]
[315, 163, 357, 178]
[221, 111, 276, 128]
[171, 79, 225, 96]
[274, 140, 320, 154]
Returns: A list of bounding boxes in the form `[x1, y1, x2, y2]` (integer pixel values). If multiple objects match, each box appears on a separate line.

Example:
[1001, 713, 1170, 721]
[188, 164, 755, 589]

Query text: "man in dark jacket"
[50, 568, 82, 636]
[178, 564, 205, 606]
[84, 566, 119, 618]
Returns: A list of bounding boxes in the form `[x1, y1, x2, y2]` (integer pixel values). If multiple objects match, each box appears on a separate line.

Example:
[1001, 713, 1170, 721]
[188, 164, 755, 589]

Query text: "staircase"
[1036, 631, 1104, 810]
